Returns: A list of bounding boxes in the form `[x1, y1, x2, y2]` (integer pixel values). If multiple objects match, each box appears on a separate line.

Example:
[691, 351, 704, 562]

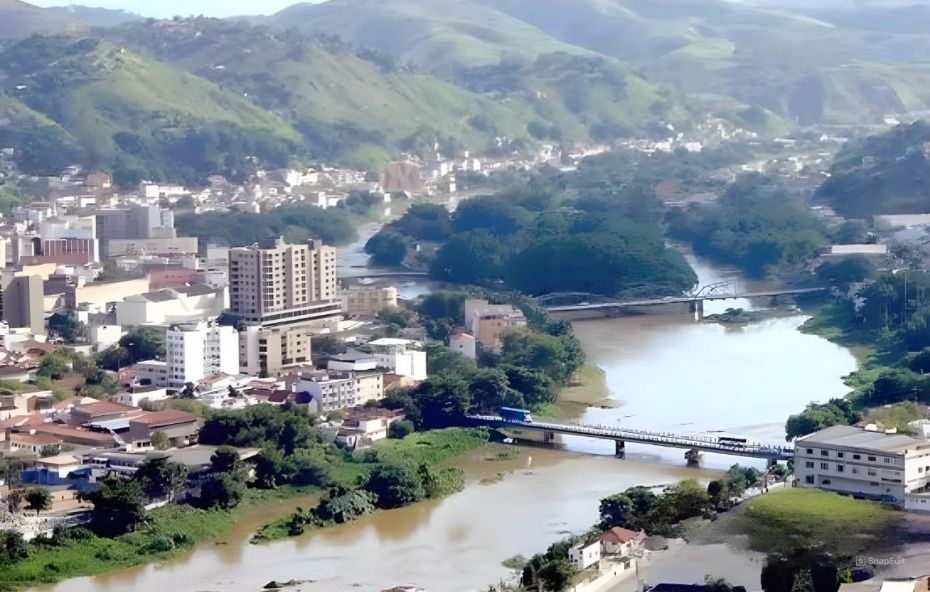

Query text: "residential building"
[327, 349, 378, 372]
[134, 360, 169, 387]
[228, 237, 340, 326]
[368, 338, 427, 380]
[111, 386, 169, 407]
[449, 331, 477, 359]
[7, 432, 61, 455]
[239, 322, 314, 377]
[165, 322, 239, 389]
[794, 425, 930, 507]
[341, 285, 397, 315]
[335, 407, 404, 449]
[596, 527, 646, 557]
[295, 370, 384, 413]
[1, 274, 44, 335]
[568, 539, 602, 571]
[463, 299, 527, 350]
[115, 284, 227, 326]
[107, 237, 198, 258]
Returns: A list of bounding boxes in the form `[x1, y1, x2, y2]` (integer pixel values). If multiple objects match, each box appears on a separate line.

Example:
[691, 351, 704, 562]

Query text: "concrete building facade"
[228, 237, 339, 326]
[166, 322, 239, 389]
[795, 425, 930, 507]
[341, 285, 397, 315]
[1, 274, 44, 335]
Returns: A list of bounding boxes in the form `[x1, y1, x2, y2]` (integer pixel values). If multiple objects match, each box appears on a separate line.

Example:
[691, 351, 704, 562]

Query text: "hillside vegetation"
[0, 36, 301, 183]
[816, 121, 930, 217]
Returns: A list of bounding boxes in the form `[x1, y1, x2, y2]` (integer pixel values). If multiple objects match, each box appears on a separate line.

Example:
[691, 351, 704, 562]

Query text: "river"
[35, 255, 857, 592]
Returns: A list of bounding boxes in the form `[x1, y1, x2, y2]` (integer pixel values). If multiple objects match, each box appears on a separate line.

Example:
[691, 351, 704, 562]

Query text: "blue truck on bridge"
[500, 407, 533, 422]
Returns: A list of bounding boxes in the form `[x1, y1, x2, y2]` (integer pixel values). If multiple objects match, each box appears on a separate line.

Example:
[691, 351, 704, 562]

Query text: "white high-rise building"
[166, 322, 239, 389]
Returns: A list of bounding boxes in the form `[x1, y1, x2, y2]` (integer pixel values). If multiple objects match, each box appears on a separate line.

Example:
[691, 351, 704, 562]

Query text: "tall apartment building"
[229, 237, 341, 376]
[0, 274, 44, 335]
[95, 204, 176, 258]
[165, 322, 240, 389]
[795, 425, 930, 509]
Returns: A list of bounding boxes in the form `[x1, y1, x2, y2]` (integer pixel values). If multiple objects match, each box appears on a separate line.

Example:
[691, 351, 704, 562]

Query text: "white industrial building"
[795, 425, 930, 509]
[165, 322, 239, 389]
[116, 284, 228, 326]
[367, 338, 427, 380]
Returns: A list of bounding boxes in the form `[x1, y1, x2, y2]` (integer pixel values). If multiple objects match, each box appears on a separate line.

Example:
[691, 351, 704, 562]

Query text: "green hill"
[0, 35, 302, 183]
[0, 0, 77, 39]
[474, 0, 930, 127]
[269, 0, 588, 75]
[103, 18, 681, 167]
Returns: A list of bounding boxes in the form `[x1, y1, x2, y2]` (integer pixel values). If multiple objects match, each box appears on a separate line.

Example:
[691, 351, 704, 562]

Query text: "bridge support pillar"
[614, 440, 626, 459]
[688, 300, 704, 320]
[685, 449, 701, 466]
[766, 458, 778, 470]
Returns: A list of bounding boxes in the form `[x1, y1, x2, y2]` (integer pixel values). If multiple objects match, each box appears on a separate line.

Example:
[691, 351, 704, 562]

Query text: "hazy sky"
[31, 1, 319, 18]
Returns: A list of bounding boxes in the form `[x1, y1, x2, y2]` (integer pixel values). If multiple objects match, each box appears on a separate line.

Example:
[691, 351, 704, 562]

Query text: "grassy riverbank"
[0, 485, 318, 591]
[537, 363, 612, 419]
[0, 428, 489, 591]
[252, 428, 491, 543]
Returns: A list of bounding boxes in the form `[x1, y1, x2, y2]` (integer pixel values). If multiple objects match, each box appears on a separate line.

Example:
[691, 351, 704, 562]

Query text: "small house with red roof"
[596, 526, 646, 557]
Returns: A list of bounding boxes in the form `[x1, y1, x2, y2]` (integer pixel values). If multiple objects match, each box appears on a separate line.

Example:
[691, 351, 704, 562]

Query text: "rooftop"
[829, 244, 889, 255]
[596, 526, 646, 545]
[130, 409, 200, 428]
[73, 401, 137, 417]
[368, 338, 414, 347]
[798, 425, 929, 454]
[10, 432, 61, 446]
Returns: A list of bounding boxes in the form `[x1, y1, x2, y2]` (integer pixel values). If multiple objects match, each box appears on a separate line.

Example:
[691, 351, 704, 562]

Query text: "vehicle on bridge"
[717, 435, 749, 449]
[500, 407, 533, 422]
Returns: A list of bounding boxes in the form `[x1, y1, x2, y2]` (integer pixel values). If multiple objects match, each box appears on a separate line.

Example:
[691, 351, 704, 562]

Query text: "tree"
[47, 313, 84, 343]
[0, 531, 27, 565]
[36, 351, 71, 380]
[200, 471, 245, 509]
[150, 431, 170, 450]
[707, 480, 724, 503]
[210, 446, 241, 474]
[364, 230, 408, 266]
[6, 490, 22, 513]
[134, 458, 189, 502]
[255, 448, 285, 489]
[312, 335, 348, 358]
[85, 476, 147, 536]
[366, 463, 426, 509]
[791, 570, 815, 592]
[537, 559, 575, 592]
[24, 487, 52, 516]
[388, 419, 414, 439]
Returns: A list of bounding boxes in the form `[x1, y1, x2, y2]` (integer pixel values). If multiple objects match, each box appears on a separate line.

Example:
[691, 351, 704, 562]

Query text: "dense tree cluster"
[366, 172, 696, 297]
[176, 203, 357, 248]
[598, 480, 710, 536]
[668, 174, 826, 277]
[785, 399, 859, 441]
[816, 121, 930, 217]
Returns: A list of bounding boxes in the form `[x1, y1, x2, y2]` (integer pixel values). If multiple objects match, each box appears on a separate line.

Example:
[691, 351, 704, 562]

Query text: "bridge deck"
[546, 288, 825, 312]
[467, 415, 794, 461]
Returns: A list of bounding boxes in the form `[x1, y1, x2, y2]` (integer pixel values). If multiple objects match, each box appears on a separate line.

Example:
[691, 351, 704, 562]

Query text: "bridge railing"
[468, 416, 794, 457]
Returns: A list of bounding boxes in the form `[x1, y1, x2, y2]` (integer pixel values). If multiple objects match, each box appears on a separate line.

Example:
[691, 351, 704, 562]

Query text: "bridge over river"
[465, 415, 795, 464]
[540, 287, 827, 318]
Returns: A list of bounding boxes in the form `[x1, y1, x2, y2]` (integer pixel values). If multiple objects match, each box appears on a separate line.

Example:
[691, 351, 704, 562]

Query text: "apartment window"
[853, 454, 861, 460]
[868, 469, 877, 476]
[884, 457, 892, 464]
[868, 456, 877, 462]
[805, 461, 814, 469]
[805, 475, 814, 484]
[820, 462, 829, 470]
[837, 452, 844, 459]
[806, 448, 813, 454]
[836, 464, 844, 472]
[820, 450, 829, 456]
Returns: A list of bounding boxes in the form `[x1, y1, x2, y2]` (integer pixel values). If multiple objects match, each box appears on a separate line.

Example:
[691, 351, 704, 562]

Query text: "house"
[449, 331, 476, 359]
[596, 526, 646, 557]
[111, 386, 169, 408]
[463, 299, 527, 350]
[568, 539, 602, 571]
[126, 409, 203, 450]
[367, 338, 427, 380]
[335, 407, 404, 449]
[7, 432, 61, 455]
[134, 360, 169, 387]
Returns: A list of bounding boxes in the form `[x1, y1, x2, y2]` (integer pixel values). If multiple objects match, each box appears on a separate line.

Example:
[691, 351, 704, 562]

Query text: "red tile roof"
[72, 401, 138, 417]
[597, 526, 646, 545]
[31, 424, 119, 445]
[130, 409, 199, 428]
[10, 433, 61, 446]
